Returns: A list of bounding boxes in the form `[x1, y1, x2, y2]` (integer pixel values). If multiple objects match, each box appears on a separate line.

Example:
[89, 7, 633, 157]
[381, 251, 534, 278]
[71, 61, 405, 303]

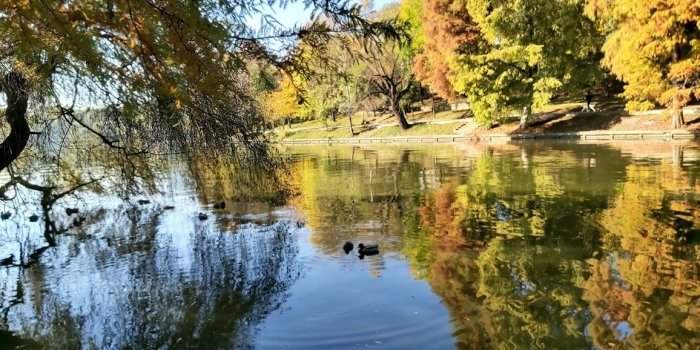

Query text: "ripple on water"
[256, 308, 451, 349]
[254, 248, 453, 349]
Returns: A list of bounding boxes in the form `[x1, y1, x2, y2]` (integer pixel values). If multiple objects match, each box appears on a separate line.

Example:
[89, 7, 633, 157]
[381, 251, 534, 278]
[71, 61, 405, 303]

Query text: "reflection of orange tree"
[403, 181, 493, 349]
[584, 163, 700, 349]
[401, 146, 625, 349]
[406, 180, 592, 349]
[419, 182, 475, 247]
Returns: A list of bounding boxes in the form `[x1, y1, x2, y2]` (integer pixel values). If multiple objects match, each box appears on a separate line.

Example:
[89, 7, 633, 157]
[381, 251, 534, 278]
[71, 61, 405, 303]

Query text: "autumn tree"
[296, 40, 364, 124]
[397, 0, 425, 58]
[359, 39, 416, 129]
[451, 0, 603, 127]
[405, 0, 482, 101]
[0, 0, 395, 172]
[260, 74, 304, 124]
[586, 0, 700, 128]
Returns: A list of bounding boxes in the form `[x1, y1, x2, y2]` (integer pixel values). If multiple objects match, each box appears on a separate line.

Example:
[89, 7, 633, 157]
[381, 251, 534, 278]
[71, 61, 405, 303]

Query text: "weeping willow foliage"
[0, 0, 398, 172]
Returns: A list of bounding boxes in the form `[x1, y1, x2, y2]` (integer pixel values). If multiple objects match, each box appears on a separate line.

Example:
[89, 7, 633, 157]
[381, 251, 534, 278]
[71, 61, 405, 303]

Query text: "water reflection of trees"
[398, 144, 627, 349]
[287, 147, 454, 256]
[322, 142, 700, 349]
[0, 146, 298, 348]
[0, 141, 163, 267]
[1, 207, 301, 349]
[584, 162, 700, 349]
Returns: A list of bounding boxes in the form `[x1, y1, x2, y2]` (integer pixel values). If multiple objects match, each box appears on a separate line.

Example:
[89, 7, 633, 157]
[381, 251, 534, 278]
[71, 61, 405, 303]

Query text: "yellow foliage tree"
[260, 75, 303, 123]
[587, 0, 700, 128]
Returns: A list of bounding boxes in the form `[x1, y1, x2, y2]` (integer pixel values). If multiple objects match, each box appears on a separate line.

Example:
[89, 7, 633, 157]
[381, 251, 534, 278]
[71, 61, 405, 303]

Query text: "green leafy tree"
[298, 40, 363, 123]
[398, 0, 425, 58]
[260, 74, 304, 123]
[451, 0, 603, 127]
[586, 0, 700, 128]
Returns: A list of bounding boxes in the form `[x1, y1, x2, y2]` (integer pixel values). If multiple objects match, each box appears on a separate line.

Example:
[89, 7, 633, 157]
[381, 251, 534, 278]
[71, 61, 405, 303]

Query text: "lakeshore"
[275, 104, 700, 144]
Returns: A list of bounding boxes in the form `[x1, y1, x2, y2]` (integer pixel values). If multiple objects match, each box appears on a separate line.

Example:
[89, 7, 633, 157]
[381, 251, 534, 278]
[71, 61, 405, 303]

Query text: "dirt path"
[471, 105, 700, 138]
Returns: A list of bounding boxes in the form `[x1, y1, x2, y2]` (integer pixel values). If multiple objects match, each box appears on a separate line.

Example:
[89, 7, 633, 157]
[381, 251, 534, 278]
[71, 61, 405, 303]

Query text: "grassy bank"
[272, 100, 700, 141]
[274, 110, 468, 140]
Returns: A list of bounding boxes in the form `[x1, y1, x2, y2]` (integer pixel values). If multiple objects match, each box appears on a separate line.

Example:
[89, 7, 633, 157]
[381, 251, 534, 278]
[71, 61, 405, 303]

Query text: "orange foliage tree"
[403, 0, 482, 100]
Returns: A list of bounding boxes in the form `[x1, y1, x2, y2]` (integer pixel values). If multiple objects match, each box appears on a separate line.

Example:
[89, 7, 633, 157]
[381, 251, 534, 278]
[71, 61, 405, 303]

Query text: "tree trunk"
[519, 105, 532, 129]
[671, 106, 685, 129]
[391, 99, 411, 130]
[0, 72, 30, 172]
[348, 113, 355, 136]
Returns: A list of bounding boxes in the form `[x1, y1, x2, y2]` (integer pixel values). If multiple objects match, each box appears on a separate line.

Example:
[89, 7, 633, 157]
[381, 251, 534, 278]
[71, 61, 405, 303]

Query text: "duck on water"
[342, 242, 380, 257]
[358, 243, 379, 256]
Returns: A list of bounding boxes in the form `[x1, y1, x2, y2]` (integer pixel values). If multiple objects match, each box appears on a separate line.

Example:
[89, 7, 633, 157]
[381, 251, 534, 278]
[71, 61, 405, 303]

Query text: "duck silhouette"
[358, 243, 379, 256]
[198, 213, 208, 220]
[213, 201, 226, 209]
[342, 241, 354, 254]
[0, 254, 14, 266]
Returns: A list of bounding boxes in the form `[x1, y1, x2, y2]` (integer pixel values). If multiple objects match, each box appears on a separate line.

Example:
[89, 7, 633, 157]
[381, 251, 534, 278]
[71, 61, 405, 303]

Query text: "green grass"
[436, 110, 468, 119]
[534, 102, 582, 113]
[363, 122, 459, 137]
[273, 108, 471, 140]
[279, 126, 354, 139]
[271, 98, 637, 140]
[281, 109, 467, 130]
[276, 120, 462, 140]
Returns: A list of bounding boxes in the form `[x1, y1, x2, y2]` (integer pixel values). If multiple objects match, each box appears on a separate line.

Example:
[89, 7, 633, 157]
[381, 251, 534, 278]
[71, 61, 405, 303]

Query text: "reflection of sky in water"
[0, 160, 305, 348]
[256, 228, 452, 349]
[616, 321, 632, 340]
[1, 142, 700, 349]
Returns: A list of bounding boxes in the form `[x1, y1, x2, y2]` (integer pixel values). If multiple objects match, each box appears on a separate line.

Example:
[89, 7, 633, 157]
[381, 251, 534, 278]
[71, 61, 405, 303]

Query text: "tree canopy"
[6, 0, 700, 168]
[407, 0, 481, 101]
[0, 0, 396, 171]
[449, 0, 603, 126]
[586, 0, 700, 128]
[255, 0, 699, 130]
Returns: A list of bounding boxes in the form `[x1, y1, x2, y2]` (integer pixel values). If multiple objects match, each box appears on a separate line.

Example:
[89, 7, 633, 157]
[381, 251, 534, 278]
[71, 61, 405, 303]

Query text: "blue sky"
[265, 0, 398, 29]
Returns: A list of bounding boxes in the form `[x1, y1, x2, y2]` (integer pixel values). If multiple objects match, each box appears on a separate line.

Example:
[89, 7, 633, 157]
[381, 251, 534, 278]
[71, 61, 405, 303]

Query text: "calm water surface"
[1, 141, 700, 349]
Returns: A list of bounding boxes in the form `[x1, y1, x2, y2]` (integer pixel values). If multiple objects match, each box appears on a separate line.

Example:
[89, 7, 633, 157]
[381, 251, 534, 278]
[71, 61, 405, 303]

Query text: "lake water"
[1, 141, 699, 349]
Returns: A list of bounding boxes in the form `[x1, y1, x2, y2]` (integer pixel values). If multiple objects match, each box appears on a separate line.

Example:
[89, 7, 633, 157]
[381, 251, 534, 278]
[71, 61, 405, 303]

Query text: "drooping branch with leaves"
[0, 0, 398, 172]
